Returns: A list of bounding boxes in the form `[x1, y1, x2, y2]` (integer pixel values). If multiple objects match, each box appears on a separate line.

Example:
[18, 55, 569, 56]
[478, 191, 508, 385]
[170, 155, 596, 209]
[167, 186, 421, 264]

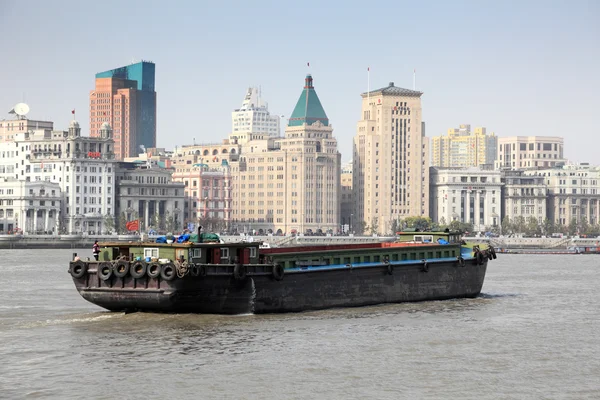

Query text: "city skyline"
[0, 0, 598, 163]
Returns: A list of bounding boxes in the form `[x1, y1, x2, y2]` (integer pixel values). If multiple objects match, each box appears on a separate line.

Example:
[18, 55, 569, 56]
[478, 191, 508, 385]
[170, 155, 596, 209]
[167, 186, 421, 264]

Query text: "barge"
[68, 230, 496, 314]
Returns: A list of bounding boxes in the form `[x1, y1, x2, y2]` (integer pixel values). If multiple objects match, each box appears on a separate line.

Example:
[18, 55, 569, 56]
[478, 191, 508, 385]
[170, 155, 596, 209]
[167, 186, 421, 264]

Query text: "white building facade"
[430, 167, 503, 232]
[231, 87, 280, 136]
[0, 121, 118, 234]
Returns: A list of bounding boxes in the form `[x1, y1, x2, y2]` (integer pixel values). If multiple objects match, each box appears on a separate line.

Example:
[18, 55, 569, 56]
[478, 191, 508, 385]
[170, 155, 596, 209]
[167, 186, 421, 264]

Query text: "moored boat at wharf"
[68, 230, 496, 314]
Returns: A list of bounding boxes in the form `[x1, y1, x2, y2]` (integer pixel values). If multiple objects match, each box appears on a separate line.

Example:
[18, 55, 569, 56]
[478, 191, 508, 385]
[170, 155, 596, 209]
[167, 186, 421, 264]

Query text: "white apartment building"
[0, 180, 62, 234]
[354, 82, 429, 234]
[501, 170, 547, 225]
[231, 87, 280, 136]
[524, 164, 600, 227]
[430, 167, 503, 233]
[496, 136, 565, 169]
[0, 121, 117, 234]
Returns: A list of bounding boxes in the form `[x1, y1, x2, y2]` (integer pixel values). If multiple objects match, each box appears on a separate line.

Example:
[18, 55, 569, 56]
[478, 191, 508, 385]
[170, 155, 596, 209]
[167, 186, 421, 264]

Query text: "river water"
[0, 249, 598, 399]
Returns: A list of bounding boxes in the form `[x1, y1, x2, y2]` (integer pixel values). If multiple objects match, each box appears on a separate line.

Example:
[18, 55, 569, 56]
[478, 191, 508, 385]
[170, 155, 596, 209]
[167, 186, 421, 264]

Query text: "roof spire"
[288, 74, 329, 127]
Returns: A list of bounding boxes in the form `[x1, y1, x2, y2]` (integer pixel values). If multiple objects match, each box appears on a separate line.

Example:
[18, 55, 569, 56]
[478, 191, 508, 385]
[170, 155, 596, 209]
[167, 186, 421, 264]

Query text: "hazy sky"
[1, 0, 598, 163]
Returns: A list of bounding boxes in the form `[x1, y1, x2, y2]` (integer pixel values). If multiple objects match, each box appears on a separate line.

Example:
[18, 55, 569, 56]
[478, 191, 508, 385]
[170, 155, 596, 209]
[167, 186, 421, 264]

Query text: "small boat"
[68, 230, 495, 314]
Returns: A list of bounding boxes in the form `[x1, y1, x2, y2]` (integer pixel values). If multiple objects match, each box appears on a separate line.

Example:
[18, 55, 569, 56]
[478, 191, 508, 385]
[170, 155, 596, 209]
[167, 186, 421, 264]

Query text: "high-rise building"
[231, 87, 280, 136]
[228, 74, 340, 235]
[353, 82, 429, 235]
[431, 124, 497, 168]
[496, 136, 565, 169]
[90, 61, 156, 160]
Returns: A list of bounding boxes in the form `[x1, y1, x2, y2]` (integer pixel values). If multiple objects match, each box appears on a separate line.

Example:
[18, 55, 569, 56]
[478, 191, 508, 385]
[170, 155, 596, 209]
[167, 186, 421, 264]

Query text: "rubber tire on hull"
[490, 247, 497, 259]
[476, 251, 484, 266]
[70, 260, 87, 279]
[421, 261, 429, 273]
[98, 262, 113, 281]
[457, 256, 465, 267]
[160, 263, 177, 281]
[190, 264, 200, 277]
[272, 264, 284, 281]
[387, 263, 393, 275]
[233, 264, 247, 281]
[147, 263, 161, 278]
[114, 260, 130, 278]
[130, 260, 147, 279]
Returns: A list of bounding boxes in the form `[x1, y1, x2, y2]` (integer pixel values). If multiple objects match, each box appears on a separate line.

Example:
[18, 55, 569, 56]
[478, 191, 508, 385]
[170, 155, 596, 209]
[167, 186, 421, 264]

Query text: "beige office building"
[353, 82, 429, 235]
[228, 74, 341, 235]
[496, 136, 565, 169]
[431, 124, 497, 168]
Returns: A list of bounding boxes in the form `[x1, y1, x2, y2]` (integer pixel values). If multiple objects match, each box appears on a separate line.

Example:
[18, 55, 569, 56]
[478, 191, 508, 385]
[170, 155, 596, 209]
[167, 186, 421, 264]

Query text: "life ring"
[160, 262, 177, 281]
[98, 262, 113, 281]
[272, 264, 285, 281]
[387, 263, 393, 275]
[421, 260, 429, 273]
[113, 260, 130, 278]
[190, 264, 201, 277]
[130, 260, 147, 279]
[147, 262, 161, 278]
[70, 260, 87, 279]
[457, 256, 465, 267]
[233, 264, 247, 280]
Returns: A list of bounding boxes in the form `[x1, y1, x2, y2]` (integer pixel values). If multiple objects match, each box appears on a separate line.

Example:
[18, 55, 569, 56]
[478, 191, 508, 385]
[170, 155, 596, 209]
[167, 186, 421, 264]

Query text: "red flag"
[126, 220, 139, 232]
[307, 62, 310, 67]
[71, 109, 75, 114]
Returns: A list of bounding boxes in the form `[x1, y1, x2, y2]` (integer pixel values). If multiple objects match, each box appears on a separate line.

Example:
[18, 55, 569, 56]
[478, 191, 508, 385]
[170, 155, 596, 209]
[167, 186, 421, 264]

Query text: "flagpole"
[367, 67, 370, 117]
[413, 69, 416, 90]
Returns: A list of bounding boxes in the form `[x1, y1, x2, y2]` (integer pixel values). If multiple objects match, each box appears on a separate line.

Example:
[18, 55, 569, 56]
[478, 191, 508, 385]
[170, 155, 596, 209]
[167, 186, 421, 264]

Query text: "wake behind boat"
[68, 230, 496, 314]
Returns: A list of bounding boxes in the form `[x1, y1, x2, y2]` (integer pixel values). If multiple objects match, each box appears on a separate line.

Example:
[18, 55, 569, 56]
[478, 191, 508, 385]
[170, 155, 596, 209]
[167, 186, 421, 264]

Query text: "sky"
[1, 0, 598, 164]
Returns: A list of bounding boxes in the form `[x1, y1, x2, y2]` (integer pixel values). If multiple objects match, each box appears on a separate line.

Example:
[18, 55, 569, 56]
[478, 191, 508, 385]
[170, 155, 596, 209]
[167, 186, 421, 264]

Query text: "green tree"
[525, 216, 540, 236]
[438, 217, 448, 230]
[118, 212, 127, 234]
[501, 216, 512, 235]
[103, 214, 115, 234]
[541, 218, 554, 236]
[354, 220, 366, 235]
[579, 217, 589, 236]
[513, 216, 526, 234]
[404, 216, 433, 231]
[389, 219, 400, 236]
[449, 220, 461, 232]
[567, 218, 578, 236]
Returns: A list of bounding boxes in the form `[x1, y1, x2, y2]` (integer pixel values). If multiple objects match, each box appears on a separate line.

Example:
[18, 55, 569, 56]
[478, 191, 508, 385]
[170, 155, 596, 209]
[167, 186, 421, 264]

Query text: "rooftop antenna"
[413, 68, 416, 90]
[367, 66, 370, 109]
[9, 103, 30, 120]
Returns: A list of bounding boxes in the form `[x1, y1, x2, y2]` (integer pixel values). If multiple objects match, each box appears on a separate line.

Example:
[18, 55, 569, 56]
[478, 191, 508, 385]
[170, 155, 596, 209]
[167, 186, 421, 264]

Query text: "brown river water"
[0, 249, 599, 399]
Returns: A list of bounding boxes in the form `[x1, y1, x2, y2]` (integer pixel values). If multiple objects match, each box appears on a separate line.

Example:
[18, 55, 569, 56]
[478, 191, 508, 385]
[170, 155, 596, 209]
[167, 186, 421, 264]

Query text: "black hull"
[74, 258, 488, 314]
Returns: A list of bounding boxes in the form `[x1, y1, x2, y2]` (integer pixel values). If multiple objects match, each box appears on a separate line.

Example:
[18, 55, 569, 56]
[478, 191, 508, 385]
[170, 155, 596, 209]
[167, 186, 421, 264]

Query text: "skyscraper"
[89, 61, 156, 160]
[431, 124, 498, 168]
[353, 82, 429, 234]
[231, 87, 280, 136]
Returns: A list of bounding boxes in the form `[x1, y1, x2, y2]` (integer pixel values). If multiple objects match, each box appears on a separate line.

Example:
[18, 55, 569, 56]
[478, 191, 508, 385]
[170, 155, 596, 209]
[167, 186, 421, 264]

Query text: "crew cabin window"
[192, 249, 202, 258]
[250, 247, 257, 258]
[144, 248, 159, 258]
[220, 248, 230, 260]
[414, 235, 433, 243]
